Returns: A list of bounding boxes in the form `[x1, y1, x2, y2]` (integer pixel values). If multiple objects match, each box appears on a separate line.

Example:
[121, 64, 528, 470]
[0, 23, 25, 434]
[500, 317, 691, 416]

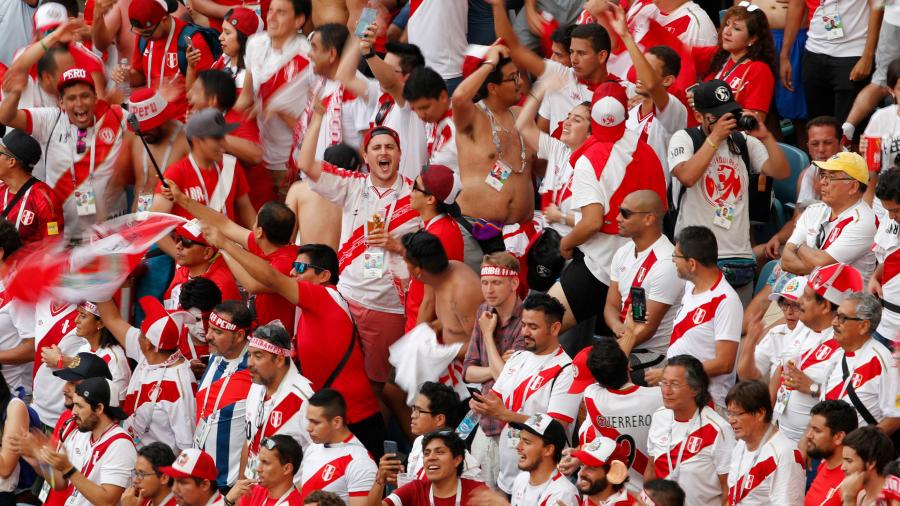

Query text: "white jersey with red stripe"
[492, 348, 580, 493]
[63, 424, 137, 506]
[538, 60, 604, 141]
[363, 79, 429, 179]
[33, 300, 83, 427]
[122, 327, 197, 451]
[244, 32, 314, 172]
[0, 282, 34, 397]
[626, 0, 717, 47]
[75, 342, 131, 401]
[647, 406, 735, 506]
[788, 200, 877, 280]
[625, 98, 687, 181]
[299, 434, 377, 502]
[245, 363, 314, 459]
[309, 165, 423, 313]
[511, 470, 580, 506]
[873, 217, 900, 339]
[537, 133, 576, 236]
[610, 236, 684, 360]
[578, 384, 663, 491]
[822, 337, 897, 426]
[427, 109, 459, 173]
[407, 0, 468, 80]
[726, 430, 805, 506]
[303, 75, 370, 159]
[667, 275, 742, 408]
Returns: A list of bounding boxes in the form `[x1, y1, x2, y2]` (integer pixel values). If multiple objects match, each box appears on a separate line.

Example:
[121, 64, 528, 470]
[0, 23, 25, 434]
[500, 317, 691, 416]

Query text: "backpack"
[138, 24, 223, 76]
[663, 127, 773, 240]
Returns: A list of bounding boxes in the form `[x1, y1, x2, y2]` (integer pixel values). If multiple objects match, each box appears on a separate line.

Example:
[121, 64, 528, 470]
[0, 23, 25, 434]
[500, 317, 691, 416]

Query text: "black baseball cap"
[74, 377, 128, 421]
[692, 79, 740, 117]
[0, 130, 42, 170]
[526, 228, 565, 293]
[53, 352, 113, 381]
[510, 413, 568, 452]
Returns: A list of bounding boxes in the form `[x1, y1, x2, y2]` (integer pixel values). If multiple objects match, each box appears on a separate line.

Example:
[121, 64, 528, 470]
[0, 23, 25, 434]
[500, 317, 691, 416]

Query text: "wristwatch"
[810, 382, 821, 397]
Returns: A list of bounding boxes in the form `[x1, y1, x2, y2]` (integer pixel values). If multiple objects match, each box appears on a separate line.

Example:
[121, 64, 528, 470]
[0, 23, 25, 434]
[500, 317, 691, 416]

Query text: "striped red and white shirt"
[32, 301, 81, 427]
[299, 434, 376, 502]
[726, 430, 805, 505]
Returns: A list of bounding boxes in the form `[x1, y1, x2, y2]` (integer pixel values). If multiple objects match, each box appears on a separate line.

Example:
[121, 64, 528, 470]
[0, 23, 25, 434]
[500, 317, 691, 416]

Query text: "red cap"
[127, 88, 178, 132]
[568, 346, 594, 394]
[173, 219, 209, 247]
[161, 449, 218, 481]
[590, 82, 628, 141]
[363, 126, 401, 151]
[421, 164, 462, 205]
[139, 296, 192, 350]
[57, 67, 94, 94]
[807, 263, 863, 306]
[128, 0, 169, 29]
[224, 7, 263, 37]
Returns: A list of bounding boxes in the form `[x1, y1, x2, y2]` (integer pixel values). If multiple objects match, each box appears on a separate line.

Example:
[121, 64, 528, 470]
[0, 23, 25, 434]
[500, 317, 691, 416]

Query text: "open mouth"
[377, 157, 391, 170]
[73, 110, 90, 122]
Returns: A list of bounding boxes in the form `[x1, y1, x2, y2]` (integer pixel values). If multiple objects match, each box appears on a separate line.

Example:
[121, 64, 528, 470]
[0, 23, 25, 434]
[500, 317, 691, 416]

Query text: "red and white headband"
[481, 265, 517, 278]
[79, 301, 100, 317]
[249, 337, 291, 357]
[209, 312, 238, 331]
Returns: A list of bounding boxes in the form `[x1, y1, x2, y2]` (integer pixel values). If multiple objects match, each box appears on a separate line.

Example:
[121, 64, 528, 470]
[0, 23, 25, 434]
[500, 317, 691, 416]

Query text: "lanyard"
[188, 153, 222, 204]
[265, 488, 296, 506]
[2, 185, 35, 231]
[361, 176, 402, 244]
[479, 101, 526, 174]
[199, 348, 247, 420]
[429, 478, 462, 506]
[730, 425, 775, 502]
[134, 353, 181, 438]
[716, 55, 750, 81]
[143, 123, 182, 187]
[667, 408, 702, 480]
[147, 23, 177, 88]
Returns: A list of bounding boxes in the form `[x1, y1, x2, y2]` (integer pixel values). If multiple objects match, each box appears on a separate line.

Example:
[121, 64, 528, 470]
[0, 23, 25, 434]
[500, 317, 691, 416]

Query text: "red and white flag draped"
[3, 212, 186, 304]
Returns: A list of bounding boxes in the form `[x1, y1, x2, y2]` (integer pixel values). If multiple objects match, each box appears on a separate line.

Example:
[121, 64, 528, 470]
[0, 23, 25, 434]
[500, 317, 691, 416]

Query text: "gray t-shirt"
[0, 1, 35, 66]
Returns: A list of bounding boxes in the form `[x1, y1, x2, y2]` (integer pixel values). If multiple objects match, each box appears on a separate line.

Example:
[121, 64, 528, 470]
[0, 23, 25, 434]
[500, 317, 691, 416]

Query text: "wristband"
[482, 60, 497, 69]
[56, 355, 64, 369]
[705, 137, 718, 150]
[62, 467, 76, 479]
[40, 38, 49, 52]
[223, 499, 235, 506]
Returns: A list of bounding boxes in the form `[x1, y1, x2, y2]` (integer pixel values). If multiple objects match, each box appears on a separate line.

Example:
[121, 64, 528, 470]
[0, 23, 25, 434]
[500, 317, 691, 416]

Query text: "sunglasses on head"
[293, 261, 325, 274]
[76, 128, 88, 155]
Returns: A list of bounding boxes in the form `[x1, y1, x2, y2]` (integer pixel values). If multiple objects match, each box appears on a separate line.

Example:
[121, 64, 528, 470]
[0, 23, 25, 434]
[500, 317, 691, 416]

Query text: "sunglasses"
[76, 128, 88, 155]
[293, 261, 325, 274]
[174, 235, 202, 248]
[619, 207, 651, 219]
[130, 20, 162, 38]
[261, 437, 279, 451]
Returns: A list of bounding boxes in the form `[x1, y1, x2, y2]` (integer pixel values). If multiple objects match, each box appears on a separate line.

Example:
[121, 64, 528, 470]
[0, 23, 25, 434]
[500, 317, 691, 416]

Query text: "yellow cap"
[813, 151, 869, 185]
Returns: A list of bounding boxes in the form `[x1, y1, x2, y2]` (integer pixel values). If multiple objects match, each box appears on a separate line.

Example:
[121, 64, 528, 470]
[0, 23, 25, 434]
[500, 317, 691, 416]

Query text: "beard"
[806, 444, 833, 460]
[577, 475, 608, 496]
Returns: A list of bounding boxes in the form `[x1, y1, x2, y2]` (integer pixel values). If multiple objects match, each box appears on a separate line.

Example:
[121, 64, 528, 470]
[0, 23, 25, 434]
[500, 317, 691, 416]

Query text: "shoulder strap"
[676, 126, 706, 209]
[841, 356, 878, 426]
[322, 293, 359, 389]
[1, 177, 39, 219]
[730, 132, 752, 173]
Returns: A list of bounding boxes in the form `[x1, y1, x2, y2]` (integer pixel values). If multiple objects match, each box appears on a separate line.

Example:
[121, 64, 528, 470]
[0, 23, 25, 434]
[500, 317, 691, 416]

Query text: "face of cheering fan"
[61, 83, 97, 129]
[364, 134, 400, 184]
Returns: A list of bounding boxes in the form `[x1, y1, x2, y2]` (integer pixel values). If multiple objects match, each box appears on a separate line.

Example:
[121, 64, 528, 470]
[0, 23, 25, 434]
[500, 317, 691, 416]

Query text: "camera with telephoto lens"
[728, 109, 758, 131]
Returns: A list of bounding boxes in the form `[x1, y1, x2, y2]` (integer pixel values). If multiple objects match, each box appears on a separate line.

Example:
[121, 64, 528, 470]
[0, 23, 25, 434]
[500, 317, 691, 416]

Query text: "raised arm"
[91, 0, 120, 52]
[96, 300, 131, 350]
[451, 44, 509, 135]
[488, 0, 546, 78]
[0, 71, 29, 131]
[360, 24, 405, 103]
[608, 4, 669, 111]
[296, 102, 326, 182]
[190, 0, 232, 22]
[164, 179, 252, 248]
[335, 31, 370, 100]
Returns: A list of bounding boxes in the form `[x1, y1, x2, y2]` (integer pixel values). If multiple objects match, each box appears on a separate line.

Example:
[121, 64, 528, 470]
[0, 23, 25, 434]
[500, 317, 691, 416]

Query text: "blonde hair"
[481, 252, 519, 273]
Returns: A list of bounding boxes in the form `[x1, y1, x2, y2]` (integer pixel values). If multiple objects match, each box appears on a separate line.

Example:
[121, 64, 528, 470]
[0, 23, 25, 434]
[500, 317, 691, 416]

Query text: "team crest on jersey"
[744, 475, 755, 490]
[271, 410, 283, 428]
[166, 52, 178, 69]
[321, 464, 336, 481]
[21, 210, 34, 226]
[852, 372, 863, 389]
[692, 308, 706, 324]
[98, 128, 115, 145]
[686, 436, 702, 453]
[528, 375, 545, 392]
[636, 267, 648, 284]
[814, 344, 833, 361]
[50, 303, 69, 316]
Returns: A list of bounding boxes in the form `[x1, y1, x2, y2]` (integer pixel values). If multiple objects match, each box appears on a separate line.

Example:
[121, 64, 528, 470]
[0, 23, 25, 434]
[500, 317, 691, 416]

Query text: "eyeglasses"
[834, 312, 865, 324]
[658, 380, 687, 390]
[619, 207, 651, 219]
[292, 261, 325, 274]
[412, 181, 431, 195]
[817, 173, 855, 183]
[412, 406, 433, 415]
[132, 470, 157, 480]
[0, 149, 15, 161]
[500, 72, 521, 84]
[76, 128, 88, 155]
[777, 300, 801, 312]
[671, 254, 689, 261]
[726, 410, 748, 420]
[130, 20, 162, 38]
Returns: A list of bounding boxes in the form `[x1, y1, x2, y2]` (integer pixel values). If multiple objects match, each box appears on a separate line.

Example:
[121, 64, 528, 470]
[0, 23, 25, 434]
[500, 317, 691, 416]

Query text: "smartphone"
[630, 286, 648, 323]
[184, 35, 195, 51]
[383, 440, 398, 458]
[200, 355, 210, 365]
[355, 7, 377, 38]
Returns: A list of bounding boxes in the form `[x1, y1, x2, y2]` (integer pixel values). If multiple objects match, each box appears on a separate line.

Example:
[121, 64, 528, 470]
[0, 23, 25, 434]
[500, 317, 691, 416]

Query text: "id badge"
[38, 479, 51, 502]
[74, 188, 97, 216]
[713, 202, 735, 230]
[245, 453, 259, 480]
[506, 427, 521, 449]
[195, 417, 210, 448]
[137, 193, 154, 213]
[485, 160, 512, 192]
[823, 11, 845, 39]
[774, 385, 791, 414]
[363, 248, 385, 279]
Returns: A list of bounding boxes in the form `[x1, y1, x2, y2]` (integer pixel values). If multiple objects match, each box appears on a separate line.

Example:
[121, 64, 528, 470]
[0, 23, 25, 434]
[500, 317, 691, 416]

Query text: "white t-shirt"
[726, 430, 805, 506]
[787, 200, 877, 279]
[537, 133, 577, 236]
[609, 236, 684, 359]
[0, 282, 34, 396]
[647, 406, 734, 506]
[753, 324, 793, 381]
[492, 348, 580, 493]
[626, 98, 688, 183]
[579, 384, 663, 491]
[407, 1, 468, 80]
[75, 342, 131, 401]
[667, 275, 743, 408]
[668, 132, 768, 259]
[874, 217, 900, 339]
[806, 0, 870, 57]
[408, 433, 483, 481]
[511, 471, 580, 506]
[862, 105, 900, 215]
[539, 60, 601, 141]
[63, 425, 137, 506]
[33, 301, 83, 427]
[299, 434, 377, 501]
[884, 1, 900, 26]
[427, 110, 459, 174]
[822, 338, 898, 426]
[364, 79, 429, 179]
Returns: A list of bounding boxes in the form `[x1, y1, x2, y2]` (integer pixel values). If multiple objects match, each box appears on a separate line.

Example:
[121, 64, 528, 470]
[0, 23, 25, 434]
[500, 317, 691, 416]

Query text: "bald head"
[626, 190, 665, 217]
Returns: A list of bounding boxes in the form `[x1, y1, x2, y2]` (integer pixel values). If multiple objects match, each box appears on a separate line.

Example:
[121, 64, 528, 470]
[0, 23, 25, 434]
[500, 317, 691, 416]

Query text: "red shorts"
[347, 301, 405, 383]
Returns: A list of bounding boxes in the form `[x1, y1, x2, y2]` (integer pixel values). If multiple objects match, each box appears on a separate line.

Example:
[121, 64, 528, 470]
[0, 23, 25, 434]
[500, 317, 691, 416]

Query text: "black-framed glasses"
[500, 72, 521, 84]
[777, 300, 801, 312]
[412, 181, 430, 195]
[412, 406, 433, 415]
[834, 312, 865, 324]
[817, 173, 855, 183]
[292, 261, 325, 274]
[619, 207, 651, 219]
[132, 469, 157, 480]
[671, 254, 689, 261]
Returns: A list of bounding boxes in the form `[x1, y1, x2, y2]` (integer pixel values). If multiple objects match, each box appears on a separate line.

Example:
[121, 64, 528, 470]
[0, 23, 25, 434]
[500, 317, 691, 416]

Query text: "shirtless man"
[451, 43, 533, 250]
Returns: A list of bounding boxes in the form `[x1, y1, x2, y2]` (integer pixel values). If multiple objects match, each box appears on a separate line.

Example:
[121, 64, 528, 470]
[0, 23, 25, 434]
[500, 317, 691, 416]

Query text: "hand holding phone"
[630, 286, 648, 323]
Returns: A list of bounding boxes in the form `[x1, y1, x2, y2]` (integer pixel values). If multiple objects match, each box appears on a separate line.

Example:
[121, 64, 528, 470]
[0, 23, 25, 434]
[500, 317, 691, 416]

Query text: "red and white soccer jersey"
[140, 493, 177, 506]
[302, 76, 370, 159]
[407, 433, 483, 480]
[196, 350, 253, 487]
[245, 364, 314, 463]
[774, 325, 838, 442]
[823, 338, 898, 426]
[212, 55, 247, 95]
[0, 281, 34, 396]
[299, 434, 377, 502]
[539, 60, 607, 140]
[511, 470, 579, 506]
[24, 101, 127, 240]
[579, 384, 663, 491]
[33, 301, 82, 427]
[0, 180, 63, 244]
[363, 79, 429, 179]
[492, 348, 580, 493]
[692, 48, 774, 114]
[610, 236, 684, 360]
[625, 98, 688, 180]
[157, 154, 250, 223]
[74, 342, 131, 401]
[874, 217, 900, 340]
[753, 323, 793, 380]
[63, 424, 137, 506]
[537, 133, 576, 236]
[238, 484, 303, 505]
[427, 109, 459, 173]
[122, 327, 197, 451]
[647, 406, 735, 506]
[582, 489, 638, 505]
[407, 0, 468, 80]
[245, 33, 314, 172]
[385, 477, 486, 506]
[626, 0, 717, 46]
[726, 431, 805, 506]
[309, 165, 423, 314]
[667, 275, 742, 407]
[788, 200, 877, 280]
[164, 255, 243, 310]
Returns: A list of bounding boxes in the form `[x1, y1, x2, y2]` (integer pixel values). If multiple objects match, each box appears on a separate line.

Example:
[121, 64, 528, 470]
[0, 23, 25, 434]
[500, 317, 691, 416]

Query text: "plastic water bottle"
[118, 58, 131, 102]
[455, 409, 480, 439]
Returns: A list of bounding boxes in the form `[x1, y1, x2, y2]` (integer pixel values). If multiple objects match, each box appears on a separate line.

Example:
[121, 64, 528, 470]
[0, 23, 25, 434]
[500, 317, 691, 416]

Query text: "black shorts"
[560, 250, 610, 325]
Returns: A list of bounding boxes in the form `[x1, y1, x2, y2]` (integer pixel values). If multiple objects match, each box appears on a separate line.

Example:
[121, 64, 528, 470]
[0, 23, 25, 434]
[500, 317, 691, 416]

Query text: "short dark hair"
[212, 300, 253, 329]
[812, 291, 838, 313]
[0, 219, 22, 261]
[647, 46, 681, 78]
[665, 355, 712, 409]
[137, 442, 177, 473]
[587, 337, 629, 389]
[570, 23, 611, 53]
[37, 47, 69, 80]
[523, 293, 565, 325]
[286, 0, 312, 19]
[258, 201, 296, 246]
[252, 322, 293, 359]
[479, 56, 513, 99]
[265, 434, 303, 475]
[385, 41, 426, 74]
[876, 167, 900, 204]
[309, 388, 347, 422]
[550, 23, 576, 48]
[178, 277, 222, 312]
[303, 490, 344, 505]
[197, 70, 238, 111]
[888, 58, 900, 89]
[675, 226, 718, 267]
[296, 243, 339, 285]
[403, 66, 447, 102]
[806, 116, 841, 139]
[323, 143, 363, 172]
[418, 381, 461, 428]
[843, 427, 895, 474]
[403, 231, 449, 275]
[725, 380, 773, 423]
[809, 400, 859, 437]
[316, 23, 350, 55]
[644, 479, 686, 506]
[421, 430, 467, 476]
